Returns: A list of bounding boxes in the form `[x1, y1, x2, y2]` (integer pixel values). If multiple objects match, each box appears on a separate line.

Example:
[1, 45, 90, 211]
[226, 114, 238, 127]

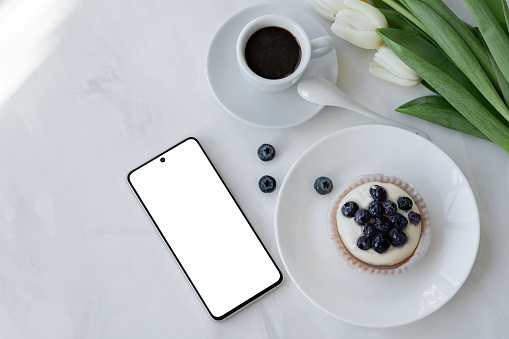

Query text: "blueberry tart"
[327, 174, 431, 275]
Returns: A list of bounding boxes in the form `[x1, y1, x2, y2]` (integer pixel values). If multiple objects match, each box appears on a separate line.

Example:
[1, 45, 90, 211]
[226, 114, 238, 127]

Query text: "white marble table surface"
[1, 0, 508, 337]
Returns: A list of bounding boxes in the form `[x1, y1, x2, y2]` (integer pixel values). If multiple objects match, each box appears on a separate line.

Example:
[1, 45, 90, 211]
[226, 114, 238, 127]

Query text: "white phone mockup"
[128, 138, 283, 320]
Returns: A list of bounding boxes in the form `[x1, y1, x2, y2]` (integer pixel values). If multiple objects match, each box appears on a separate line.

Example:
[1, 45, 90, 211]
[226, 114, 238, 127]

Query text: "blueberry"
[397, 196, 413, 210]
[372, 233, 391, 254]
[257, 144, 275, 161]
[364, 224, 377, 237]
[390, 229, 408, 247]
[258, 175, 276, 193]
[390, 213, 408, 230]
[314, 176, 333, 195]
[370, 185, 387, 201]
[368, 200, 383, 217]
[408, 211, 421, 224]
[373, 216, 392, 233]
[354, 209, 371, 226]
[382, 200, 397, 216]
[357, 235, 372, 250]
[341, 201, 359, 218]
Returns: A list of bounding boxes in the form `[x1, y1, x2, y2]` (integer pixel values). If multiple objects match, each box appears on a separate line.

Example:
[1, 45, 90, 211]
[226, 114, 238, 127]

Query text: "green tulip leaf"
[484, 0, 509, 35]
[377, 28, 509, 152]
[397, 96, 490, 140]
[464, 0, 509, 89]
[404, 0, 509, 122]
[504, 1, 509, 34]
[420, 80, 438, 94]
[415, 0, 498, 91]
[379, 8, 430, 41]
[372, 0, 394, 10]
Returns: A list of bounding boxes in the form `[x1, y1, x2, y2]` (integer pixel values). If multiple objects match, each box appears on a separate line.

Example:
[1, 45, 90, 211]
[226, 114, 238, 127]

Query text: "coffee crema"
[244, 26, 301, 80]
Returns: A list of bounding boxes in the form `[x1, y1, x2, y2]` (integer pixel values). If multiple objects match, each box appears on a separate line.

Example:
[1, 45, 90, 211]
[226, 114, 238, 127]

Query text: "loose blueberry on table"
[314, 176, 333, 195]
[339, 184, 422, 254]
[258, 175, 276, 193]
[257, 143, 275, 161]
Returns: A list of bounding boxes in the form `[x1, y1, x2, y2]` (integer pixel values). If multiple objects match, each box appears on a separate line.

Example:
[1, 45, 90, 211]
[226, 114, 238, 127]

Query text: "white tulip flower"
[331, 0, 388, 49]
[369, 44, 422, 86]
[307, 0, 366, 22]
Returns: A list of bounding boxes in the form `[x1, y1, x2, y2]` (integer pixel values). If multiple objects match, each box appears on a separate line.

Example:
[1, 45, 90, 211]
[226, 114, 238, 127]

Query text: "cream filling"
[337, 182, 422, 266]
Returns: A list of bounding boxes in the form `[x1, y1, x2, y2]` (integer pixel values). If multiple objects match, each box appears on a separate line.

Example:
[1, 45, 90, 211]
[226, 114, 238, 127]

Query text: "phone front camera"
[160, 157, 165, 163]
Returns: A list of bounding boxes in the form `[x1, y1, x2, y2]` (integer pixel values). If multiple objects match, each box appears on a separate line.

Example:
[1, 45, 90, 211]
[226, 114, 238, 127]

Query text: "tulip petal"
[307, 0, 346, 22]
[335, 9, 378, 30]
[374, 44, 421, 80]
[332, 22, 384, 49]
[344, 0, 388, 28]
[369, 61, 421, 86]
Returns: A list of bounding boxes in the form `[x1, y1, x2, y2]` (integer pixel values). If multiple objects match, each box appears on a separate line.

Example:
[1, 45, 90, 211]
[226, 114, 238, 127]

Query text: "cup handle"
[310, 36, 334, 59]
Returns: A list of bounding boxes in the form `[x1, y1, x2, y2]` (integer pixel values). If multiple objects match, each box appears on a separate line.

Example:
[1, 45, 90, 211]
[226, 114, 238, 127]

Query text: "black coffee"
[244, 26, 301, 80]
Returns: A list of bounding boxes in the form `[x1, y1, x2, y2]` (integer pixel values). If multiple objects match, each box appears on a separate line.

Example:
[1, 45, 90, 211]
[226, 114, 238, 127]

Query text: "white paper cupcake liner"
[327, 174, 431, 275]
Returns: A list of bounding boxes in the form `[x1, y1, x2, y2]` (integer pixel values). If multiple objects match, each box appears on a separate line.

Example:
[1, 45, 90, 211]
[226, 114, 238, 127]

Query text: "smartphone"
[128, 137, 283, 320]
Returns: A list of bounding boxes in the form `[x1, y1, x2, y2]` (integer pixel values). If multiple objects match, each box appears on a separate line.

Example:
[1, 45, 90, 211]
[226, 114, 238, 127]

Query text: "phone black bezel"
[127, 137, 283, 321]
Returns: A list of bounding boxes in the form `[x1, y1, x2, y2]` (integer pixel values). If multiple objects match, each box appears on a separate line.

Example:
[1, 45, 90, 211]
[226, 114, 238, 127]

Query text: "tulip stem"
[381, 0, 428, 35]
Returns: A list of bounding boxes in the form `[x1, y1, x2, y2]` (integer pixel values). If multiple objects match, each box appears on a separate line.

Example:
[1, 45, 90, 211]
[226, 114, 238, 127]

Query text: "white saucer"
[275, 125, 480, 327]
[206, 3, 338, 129]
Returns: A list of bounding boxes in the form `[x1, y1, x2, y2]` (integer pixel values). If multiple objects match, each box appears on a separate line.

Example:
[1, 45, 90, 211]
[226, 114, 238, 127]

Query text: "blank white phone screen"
[128, 138, 282, 320]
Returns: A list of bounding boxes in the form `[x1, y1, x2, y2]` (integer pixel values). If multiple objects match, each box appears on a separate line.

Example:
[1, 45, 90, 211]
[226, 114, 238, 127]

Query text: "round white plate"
[206, 3, 338, 129]
[275, 125, 480, 327]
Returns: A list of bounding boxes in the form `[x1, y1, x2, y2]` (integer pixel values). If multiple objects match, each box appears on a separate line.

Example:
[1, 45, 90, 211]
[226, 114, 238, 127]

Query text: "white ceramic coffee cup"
[236, 14, 334, 93]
